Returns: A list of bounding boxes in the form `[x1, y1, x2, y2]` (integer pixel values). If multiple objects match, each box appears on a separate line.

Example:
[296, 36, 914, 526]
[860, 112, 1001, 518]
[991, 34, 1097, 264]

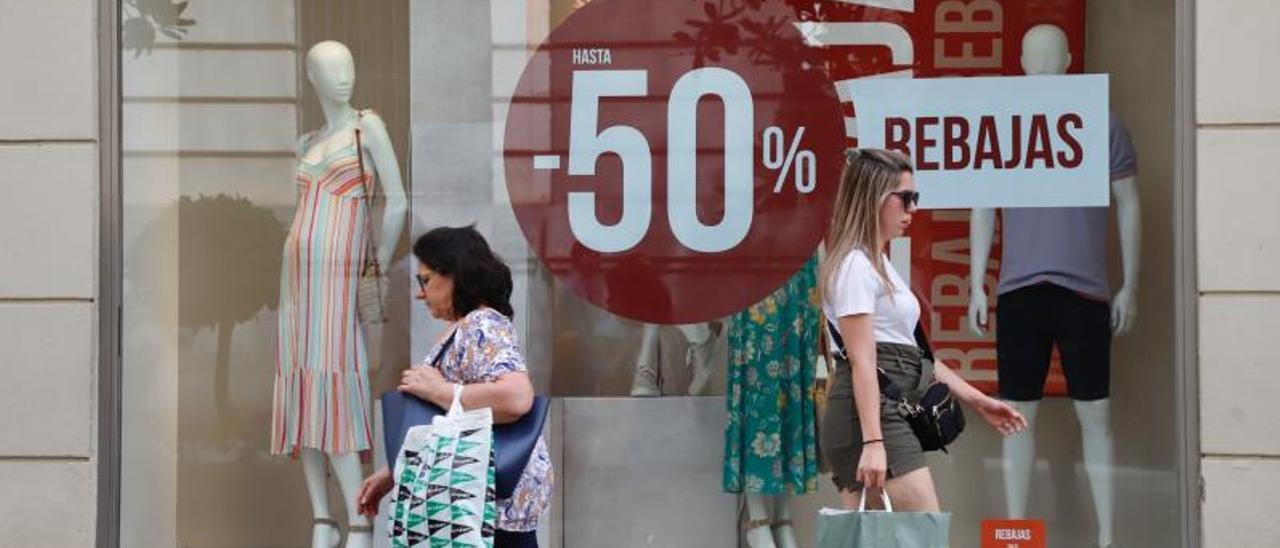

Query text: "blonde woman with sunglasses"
[819, 149, 1028, 511]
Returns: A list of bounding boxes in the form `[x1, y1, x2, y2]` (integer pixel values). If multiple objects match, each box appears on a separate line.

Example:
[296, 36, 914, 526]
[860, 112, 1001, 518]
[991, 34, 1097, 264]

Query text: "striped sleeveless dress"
[271, 119, 375, 456]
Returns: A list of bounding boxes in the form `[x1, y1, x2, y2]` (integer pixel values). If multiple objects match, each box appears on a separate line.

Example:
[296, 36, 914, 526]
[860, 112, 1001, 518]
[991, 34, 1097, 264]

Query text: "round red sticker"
[503, 0, 845, 324]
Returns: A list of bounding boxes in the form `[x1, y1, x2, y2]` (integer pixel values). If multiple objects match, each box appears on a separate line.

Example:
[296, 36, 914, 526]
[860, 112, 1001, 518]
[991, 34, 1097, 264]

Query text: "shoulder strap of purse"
[430, 330, 458, 368]
[817, 315, 833, 379]
[914, 322, 934, 362]
[354, 110, 368, 189]
[825, 319, 908, 402]
[353, 110, 381, 272]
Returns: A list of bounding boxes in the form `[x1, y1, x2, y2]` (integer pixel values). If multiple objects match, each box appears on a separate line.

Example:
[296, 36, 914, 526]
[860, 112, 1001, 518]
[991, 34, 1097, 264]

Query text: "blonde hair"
[818, 148, 914, 307]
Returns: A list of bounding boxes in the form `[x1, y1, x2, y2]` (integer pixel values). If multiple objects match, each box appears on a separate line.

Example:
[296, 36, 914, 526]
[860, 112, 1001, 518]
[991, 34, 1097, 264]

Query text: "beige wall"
[6, 0, 1280, 546]
[1196, 0, 1280, 547]
[0, 0, 99, 547]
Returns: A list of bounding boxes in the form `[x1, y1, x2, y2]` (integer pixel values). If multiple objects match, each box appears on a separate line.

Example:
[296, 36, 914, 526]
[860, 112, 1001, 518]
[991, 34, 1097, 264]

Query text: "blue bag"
[382, 332, 550, 499]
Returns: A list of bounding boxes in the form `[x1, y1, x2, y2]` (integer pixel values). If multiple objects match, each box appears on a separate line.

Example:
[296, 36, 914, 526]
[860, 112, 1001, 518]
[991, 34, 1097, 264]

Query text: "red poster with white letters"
[797, 0, 1087, 395]
[525, 0, 1086, 395]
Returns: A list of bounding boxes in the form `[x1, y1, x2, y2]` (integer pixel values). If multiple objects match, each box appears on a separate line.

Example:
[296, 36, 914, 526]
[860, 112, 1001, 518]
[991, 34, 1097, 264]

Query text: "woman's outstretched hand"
[975, 396, 1029, 437]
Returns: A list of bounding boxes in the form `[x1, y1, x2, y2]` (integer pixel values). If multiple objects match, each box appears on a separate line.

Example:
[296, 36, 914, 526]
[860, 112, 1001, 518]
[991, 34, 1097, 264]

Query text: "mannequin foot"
[345, 524, 373, 548]
[771, 520, 798, 548]
[311, 517, 341, 548]
[744, 519, 777, 548]
[630, 362, 660, 397]
[686, 324, 722, 395]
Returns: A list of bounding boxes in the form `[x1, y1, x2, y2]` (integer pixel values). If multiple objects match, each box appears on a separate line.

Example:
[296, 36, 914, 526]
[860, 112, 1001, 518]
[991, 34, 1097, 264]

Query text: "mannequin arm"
[359, 113, 408, 268]
[1111, 176, 1141, 335]
[967, 208, 996, 336]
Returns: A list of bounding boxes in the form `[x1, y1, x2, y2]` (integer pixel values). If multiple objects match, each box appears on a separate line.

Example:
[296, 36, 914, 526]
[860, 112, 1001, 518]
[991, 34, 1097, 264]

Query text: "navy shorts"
[996, 283, 1111, 401]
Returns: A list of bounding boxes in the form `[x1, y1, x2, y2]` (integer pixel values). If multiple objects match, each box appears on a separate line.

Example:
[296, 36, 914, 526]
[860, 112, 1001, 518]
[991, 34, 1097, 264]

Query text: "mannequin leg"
[743, 493, 777, 548]
[679, 322, 719, 395]
[769, 494, 798, 548]
[677, 323, 711, 345]
[1074, 398, 1114, 548]
[631, 324, 661, 396]
[1002, 400, 1041, 519]
[331, 452, 372, 548]
[301, 448, 341, 548]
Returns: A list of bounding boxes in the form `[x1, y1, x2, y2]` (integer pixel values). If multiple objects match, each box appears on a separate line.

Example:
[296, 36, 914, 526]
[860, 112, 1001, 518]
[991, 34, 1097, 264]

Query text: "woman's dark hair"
[412, 225, 514, 319]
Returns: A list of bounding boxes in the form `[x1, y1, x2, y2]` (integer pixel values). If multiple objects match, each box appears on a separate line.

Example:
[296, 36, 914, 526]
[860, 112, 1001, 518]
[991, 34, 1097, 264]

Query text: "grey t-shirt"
[997, 111, 1138, 300]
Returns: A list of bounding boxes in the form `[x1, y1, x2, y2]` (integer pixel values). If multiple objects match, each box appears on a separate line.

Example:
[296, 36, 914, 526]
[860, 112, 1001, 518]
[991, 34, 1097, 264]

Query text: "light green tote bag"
[816, 490, 951, 548]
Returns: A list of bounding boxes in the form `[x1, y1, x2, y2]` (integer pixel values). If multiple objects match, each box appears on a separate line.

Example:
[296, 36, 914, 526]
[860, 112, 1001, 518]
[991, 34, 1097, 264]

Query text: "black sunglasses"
[889, 190, 920, 208]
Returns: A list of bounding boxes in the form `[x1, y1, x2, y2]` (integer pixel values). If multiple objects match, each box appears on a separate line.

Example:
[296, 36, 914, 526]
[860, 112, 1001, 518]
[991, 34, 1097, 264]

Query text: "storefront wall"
[3, 0, 1278, 547]
[0, 0, 101, 547]
[1195, 1, 1280, 546]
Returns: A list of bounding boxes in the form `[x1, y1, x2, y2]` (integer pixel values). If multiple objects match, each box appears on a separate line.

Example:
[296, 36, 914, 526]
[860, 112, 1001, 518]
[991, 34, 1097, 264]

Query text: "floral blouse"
[416, 307, 553, 532]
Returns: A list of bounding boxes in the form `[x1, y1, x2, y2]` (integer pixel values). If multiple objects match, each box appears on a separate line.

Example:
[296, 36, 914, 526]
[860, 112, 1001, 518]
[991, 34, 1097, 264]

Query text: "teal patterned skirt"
[723, 257, 820, 494]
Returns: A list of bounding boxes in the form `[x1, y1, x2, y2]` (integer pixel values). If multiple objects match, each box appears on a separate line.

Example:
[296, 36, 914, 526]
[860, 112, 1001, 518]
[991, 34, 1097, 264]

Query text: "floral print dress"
[417, 307, 553, 532]
[723, 256, 820, 494]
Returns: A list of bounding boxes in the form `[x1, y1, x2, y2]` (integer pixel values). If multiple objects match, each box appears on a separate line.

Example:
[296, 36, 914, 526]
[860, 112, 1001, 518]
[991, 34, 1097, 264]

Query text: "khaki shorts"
[820, 342, 934, 491]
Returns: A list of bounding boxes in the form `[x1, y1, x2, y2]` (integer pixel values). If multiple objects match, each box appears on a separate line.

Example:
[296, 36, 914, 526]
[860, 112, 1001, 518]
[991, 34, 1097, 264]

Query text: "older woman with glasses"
[355, 225, 552, 548]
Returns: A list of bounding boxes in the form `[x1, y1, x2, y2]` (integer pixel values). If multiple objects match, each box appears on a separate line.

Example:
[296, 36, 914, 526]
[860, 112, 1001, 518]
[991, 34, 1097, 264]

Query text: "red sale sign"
[982, 519, 1047, 548]
[507, 0, 1086, 394]
[504, 0, 847, 324]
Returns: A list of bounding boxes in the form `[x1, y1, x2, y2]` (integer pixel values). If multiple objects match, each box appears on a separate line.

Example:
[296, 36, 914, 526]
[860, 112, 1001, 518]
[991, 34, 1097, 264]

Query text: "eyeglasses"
[889, 190, 920, 209]
[415, 274, 429, 291]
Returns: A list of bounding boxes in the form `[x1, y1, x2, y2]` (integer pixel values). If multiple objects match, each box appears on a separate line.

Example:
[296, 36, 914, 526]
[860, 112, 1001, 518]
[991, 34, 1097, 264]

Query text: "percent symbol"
[762, 125, 817, 194]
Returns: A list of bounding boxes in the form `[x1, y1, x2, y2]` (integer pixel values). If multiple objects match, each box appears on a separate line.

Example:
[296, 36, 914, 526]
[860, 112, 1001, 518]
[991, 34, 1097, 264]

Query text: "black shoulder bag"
[826, 320, 966, 452]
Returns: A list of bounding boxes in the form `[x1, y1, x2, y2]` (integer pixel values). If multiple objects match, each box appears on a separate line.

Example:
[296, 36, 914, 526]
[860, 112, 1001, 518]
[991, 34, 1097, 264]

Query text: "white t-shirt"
[823, 249, 920, 346]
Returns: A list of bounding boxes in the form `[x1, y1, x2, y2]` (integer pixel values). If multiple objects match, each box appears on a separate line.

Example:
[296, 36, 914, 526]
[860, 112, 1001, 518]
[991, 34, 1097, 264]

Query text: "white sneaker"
[686, 323, 722, 396]
[630, 362, 660, 397]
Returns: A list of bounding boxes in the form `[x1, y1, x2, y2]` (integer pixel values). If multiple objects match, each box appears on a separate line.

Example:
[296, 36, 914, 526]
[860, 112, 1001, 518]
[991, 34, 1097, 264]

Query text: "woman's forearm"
[933, 359, 986, 406]
[851, 351, 884, 441]
[427, 377, 533, 424]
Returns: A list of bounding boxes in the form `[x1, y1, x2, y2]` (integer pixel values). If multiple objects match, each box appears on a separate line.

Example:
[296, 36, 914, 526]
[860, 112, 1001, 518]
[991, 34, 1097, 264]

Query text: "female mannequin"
[271, 40, 407, 548]
[723, 257, 820, 548]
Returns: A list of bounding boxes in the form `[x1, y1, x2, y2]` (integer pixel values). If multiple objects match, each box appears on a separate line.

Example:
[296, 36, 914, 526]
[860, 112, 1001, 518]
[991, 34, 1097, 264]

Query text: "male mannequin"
[967, 24, 1141, 548]
[276, 41, 408, 548]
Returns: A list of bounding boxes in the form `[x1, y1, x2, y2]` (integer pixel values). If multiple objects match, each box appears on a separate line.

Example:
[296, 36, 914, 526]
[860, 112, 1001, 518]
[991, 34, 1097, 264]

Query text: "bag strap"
[353, 110, 380, 272]
[354, 110, 370, 196]
[817, 315, 833, 380]
[824, 316, 936, 363]
[825, 319, 909, 403]
[914, 321, 934, 362]
[430, 330, 458, 368]
[857, 488, 894, 513]
[446, 383, 465, 416]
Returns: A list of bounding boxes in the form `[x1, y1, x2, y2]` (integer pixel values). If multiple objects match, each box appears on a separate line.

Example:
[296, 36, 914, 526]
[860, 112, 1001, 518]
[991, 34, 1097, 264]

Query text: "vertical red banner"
[796, 0, 1087, 395]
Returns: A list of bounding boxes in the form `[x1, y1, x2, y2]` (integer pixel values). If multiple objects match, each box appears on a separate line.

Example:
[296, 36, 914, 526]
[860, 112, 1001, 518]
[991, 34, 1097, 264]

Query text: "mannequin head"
[1020, 24, 1071, 75]
[306, 41, 356, 104]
